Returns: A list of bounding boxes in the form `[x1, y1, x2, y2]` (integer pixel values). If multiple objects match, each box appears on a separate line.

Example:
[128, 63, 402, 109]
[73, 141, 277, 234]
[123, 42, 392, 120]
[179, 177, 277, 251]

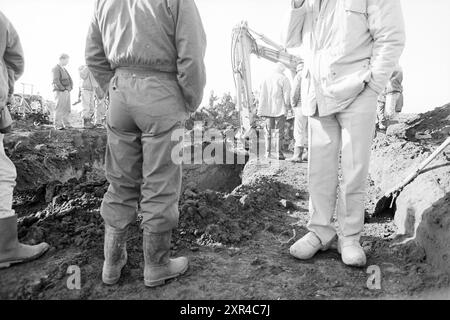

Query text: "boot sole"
[0, 244, 50, 269]
[144, 264, 189, 288]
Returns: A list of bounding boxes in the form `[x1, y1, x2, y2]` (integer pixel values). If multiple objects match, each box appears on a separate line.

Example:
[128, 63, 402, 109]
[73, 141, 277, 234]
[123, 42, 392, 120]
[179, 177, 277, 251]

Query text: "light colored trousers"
[54, 90, 71, 128]
[0, 134, 16, 219]
[81, 89, 106, 125]
[101, 69, 188, 233]
[293, 107, 308, 148]
[264, 116, 286, 154]
[81, 89, 95, 120]
[308, 87, 378, 245]
[94, 98, 107, 125]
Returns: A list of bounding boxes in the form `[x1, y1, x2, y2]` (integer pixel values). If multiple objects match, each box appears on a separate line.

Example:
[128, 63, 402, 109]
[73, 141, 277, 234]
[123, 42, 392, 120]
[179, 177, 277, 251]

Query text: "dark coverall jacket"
[85, 0, 207, 233]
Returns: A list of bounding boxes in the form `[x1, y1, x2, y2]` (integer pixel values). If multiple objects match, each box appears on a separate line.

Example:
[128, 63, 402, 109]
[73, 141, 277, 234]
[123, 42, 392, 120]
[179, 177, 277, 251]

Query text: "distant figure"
[86, 0, 206, 287]
[79, 65, 106, 128]
[0, 10, 50, 269]
[288, 63, 308, 163]
[258, 62, 291, 160]
[377, 67, 404, 130]
[52, 54, 73, 130]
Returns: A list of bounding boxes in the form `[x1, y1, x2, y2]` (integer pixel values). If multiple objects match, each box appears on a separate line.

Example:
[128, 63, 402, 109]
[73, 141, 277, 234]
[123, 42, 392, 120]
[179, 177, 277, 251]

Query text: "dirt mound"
[4, 129, 106, 192]
[15, 175, 281, 257]
[369, 103, 450, 273]
[403, 104, 450, 143]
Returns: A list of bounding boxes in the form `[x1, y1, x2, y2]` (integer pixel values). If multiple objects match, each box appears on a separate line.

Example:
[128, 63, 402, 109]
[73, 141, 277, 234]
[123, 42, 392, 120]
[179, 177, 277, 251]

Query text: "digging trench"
[5, 129, 245, 194]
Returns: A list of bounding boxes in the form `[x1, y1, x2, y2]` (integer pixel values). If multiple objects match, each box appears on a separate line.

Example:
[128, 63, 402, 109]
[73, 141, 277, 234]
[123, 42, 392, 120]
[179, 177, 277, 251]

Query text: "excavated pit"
[5, 128, 254, 252]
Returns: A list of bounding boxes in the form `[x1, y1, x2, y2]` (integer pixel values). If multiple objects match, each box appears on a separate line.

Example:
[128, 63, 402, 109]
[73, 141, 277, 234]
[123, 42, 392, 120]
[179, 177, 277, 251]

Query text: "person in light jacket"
[52, 54, 73, 130]
[258, 63, 291, 160]
[283, 0, 406, 267]
[86, 0, 206, 287]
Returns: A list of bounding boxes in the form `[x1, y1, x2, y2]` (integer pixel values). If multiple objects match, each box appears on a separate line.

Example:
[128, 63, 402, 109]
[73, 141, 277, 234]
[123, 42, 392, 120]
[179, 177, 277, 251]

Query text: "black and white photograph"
[0, 0, 449, 307]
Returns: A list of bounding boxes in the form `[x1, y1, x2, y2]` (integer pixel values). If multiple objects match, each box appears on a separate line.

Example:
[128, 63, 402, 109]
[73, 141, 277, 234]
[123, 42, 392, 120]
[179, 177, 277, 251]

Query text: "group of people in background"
[258, 62, 309, 162]
[51, 55, 106, 130]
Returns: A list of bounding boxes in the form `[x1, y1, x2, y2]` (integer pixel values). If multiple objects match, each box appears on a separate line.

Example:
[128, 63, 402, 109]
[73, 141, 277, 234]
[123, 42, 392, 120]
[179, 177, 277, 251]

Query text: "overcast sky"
[2, 0, 450, 113]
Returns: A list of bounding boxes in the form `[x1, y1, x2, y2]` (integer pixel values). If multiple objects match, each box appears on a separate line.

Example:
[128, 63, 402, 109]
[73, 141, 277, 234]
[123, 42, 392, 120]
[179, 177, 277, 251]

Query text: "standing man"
[288, 63, 308, 163]
[0, 10, 50, 269]
[284, 0, 405, 267]
[377, 66, 404, 130]
[86, 0, 206, 287]
[258, 63, 291, 160]
[52, 54, 73, 130]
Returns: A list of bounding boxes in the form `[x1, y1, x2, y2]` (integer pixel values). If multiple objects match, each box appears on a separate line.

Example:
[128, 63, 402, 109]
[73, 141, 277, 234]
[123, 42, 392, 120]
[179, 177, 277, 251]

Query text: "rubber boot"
[143, 230, 188, 288]
[102, 224, 128, 285]
[288, 147, 304, 163]
[301, 148, 308, 162]
[83, 118, 94, 129]
[0, 215, 50, 269]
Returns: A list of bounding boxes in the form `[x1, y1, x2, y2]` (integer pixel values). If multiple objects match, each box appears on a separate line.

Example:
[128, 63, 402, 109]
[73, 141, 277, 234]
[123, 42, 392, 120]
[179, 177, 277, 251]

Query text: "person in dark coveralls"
[85, 0, 207, 287]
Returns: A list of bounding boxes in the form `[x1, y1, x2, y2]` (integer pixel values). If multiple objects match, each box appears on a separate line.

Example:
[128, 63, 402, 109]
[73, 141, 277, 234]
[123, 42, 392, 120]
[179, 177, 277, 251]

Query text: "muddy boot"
[0, 215, 50, 269]
[102, 225, 128, 285]
[143, 230, 188, 288]
[288, 147, 304, 163]
[301, 148, 308, 162]
[83, 118, 94, 129]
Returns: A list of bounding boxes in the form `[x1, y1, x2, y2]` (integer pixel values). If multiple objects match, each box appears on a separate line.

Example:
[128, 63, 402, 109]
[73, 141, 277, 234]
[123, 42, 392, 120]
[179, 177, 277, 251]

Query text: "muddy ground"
[0, 111, 449, 300]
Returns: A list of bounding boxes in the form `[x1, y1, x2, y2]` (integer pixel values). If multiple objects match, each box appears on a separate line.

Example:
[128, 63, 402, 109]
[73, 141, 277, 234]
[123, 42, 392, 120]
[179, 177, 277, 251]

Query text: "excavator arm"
[231, 21, 303, 136]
